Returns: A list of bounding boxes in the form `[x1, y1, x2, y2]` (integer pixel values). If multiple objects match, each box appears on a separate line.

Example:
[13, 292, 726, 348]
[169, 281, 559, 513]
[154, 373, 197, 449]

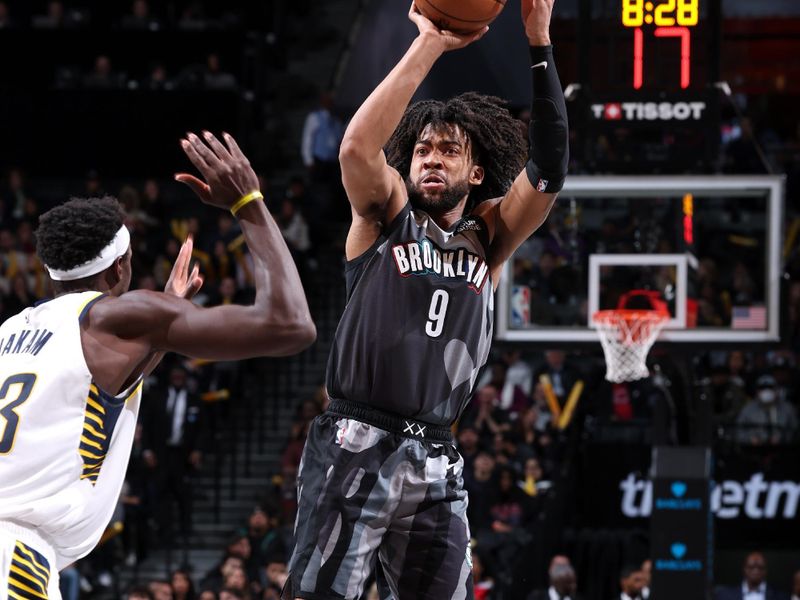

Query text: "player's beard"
[406, 175, 471, 214]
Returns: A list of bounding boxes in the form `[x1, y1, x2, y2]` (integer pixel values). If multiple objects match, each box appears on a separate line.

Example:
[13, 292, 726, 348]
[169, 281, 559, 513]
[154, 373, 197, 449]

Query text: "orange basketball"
[417, 0, 506, 34]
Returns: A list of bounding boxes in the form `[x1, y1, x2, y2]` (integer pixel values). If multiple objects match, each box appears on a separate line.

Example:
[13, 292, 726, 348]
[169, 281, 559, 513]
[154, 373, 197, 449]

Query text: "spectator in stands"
[301, 90, 344, 186]
[457, 425, 481, 476]
[706, 364, 749, 427]
[172, 568, 196, 600]
[142, 178, 168, 225]
[142, 364, 207, 546]
[243, 506, 286, 580]
[727, 350, 754, 391]
[460, 385, 511, 447]
[83, 55, 125, 89]
[148, 580, 174, 600]
[528, 562, 578, 600]
[722, 117, 767, 174]
[204, 53, 237, 90]
[32, 1, 66, 29]
[58, 563, 80, 600]
[493, 431, 531, 474]
[282, 398, 321, 474]
[145, 63, 173, 91]
[464, 451, 496, 534]
[535, 350, 579, 405]
[514, 402, 550, 452]
[122, 0, 161, 31]
[5, 273, 32, 316]
[278, 197, 312, 268]
[519, 457, 550, 497]
[767, 350, 799, 404]
[639, 559, 652, 599]
[791, 570, 800, 600]
[15, 220, 35, 254]
[616, 565, 647, 600]
[127, 586, 155, 600]
[121, 423, 150, 566]
[736, 375, 798, 445]
[222, 564, 251, 599]
[264, 559, 289, 599]
[202, 554, 247, 594]
[715, 552, 789, 600]
[472, 549, 495, 600]
[731, 261, 757, 306]
[477, 348, 534, 414]
[197, 591, 217, 600]
[0, 2, 13, 29]
[488, 467, 537, 534]
[219, 589, 245, 600]
[3, 168, 28, 224]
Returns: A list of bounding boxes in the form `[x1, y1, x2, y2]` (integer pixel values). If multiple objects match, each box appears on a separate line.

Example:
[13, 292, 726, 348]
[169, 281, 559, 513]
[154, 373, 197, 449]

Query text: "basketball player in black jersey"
[283, 1, 567, 599]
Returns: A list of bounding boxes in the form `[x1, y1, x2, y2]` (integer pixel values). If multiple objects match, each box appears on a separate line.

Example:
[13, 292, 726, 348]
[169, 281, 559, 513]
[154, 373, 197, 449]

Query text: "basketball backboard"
[496, 175, 784, 344]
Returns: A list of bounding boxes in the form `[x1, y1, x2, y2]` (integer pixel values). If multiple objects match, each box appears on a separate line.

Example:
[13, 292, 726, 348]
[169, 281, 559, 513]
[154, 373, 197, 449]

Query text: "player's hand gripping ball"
[416, 0, 507, 34]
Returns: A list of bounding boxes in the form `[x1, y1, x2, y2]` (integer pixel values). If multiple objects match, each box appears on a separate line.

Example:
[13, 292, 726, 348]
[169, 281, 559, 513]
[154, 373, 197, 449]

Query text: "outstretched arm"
[340, 4, 488, 232]
[483, 0, 568, 284]
[87, 133, 316, 394]
[140, 235, 204, 378]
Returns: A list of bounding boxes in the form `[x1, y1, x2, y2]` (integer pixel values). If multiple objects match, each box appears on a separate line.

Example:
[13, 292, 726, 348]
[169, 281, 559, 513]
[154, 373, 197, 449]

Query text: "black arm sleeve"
[525, 45, 569, 194]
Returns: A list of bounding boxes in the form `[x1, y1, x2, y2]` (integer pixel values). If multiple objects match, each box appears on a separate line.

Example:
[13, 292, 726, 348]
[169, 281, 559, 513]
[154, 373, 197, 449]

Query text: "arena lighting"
[683, 193, 694, 245]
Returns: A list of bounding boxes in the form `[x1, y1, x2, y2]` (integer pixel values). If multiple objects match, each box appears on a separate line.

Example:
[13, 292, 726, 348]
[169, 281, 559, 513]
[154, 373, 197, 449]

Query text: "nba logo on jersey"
[537, 178, 549, 193]
[511, 285, 531, 327]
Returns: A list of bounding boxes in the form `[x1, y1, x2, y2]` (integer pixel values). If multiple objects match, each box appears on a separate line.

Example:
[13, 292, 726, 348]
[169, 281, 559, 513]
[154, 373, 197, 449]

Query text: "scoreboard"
[574, 0, 721, 172]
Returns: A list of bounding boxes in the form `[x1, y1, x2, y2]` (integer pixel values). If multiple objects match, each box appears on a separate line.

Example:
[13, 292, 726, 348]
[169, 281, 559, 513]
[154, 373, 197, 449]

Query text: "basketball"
[417, 0, 506, 34]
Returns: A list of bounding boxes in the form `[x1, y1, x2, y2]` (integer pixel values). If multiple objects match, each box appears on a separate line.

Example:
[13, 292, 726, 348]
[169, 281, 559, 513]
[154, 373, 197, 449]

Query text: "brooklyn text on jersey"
[391, 238, 490, 293]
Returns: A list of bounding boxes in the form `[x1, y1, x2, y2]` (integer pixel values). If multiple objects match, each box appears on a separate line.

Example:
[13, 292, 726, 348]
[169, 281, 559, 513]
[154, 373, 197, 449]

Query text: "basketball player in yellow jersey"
[0, 131, 315, 599]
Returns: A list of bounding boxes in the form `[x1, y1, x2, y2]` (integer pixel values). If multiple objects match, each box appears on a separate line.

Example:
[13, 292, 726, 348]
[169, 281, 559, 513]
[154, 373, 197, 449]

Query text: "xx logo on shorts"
[403, 421, 426, 438]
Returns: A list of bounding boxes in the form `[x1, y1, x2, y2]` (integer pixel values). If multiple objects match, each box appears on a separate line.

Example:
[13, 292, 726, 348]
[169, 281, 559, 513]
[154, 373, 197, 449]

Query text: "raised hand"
[521, 0, 554, 45]
[176, 131, 260, 211]
[408, 1, 489, 52]
[165, 235, 204, 300]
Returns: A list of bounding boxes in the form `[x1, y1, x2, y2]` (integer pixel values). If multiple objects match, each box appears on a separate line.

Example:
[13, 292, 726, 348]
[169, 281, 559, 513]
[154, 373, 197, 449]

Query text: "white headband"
[46, 225, 131, 281]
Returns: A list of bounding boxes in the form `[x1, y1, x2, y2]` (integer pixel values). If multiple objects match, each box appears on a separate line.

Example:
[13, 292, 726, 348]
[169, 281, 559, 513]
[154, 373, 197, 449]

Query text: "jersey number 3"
[425, 290, 450, 338]
[0, 373, 37, 455]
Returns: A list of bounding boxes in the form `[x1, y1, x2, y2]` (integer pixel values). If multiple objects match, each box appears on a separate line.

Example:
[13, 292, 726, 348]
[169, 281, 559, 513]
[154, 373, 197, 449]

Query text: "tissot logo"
[591, 101, 706, 121]
[620, 473, 800, 519]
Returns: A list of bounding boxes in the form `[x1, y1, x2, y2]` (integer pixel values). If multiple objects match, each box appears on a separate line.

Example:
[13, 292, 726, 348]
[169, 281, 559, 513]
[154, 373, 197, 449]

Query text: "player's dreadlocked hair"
[36, 196, 125, 271]
[385, 92, 527, 209]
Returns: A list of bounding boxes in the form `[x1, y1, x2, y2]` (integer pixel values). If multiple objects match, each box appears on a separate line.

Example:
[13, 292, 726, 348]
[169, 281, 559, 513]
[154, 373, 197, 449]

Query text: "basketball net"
[593, 309, 668, 383]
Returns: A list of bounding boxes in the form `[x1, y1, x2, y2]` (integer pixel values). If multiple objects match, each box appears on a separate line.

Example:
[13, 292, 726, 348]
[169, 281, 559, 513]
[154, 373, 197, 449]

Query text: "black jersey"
[326, 203, 494, 426]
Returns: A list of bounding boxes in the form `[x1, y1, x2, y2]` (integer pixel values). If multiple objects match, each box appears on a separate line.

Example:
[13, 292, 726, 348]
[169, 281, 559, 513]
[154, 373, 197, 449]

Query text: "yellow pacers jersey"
[0, 291, 142, 571]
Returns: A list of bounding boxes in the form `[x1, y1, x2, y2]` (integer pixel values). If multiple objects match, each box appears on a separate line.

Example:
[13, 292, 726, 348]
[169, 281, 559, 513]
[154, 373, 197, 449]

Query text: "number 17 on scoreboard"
[622, 0, 700, 90]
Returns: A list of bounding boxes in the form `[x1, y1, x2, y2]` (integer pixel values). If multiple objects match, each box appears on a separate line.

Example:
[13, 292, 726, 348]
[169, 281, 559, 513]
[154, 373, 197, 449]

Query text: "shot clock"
[574, 0, 721, 172]
[622, 0, 701, 90]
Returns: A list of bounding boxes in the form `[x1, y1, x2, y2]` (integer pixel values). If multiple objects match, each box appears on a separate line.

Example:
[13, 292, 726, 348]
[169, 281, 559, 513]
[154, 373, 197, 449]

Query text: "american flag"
[731, 306, 767, 329]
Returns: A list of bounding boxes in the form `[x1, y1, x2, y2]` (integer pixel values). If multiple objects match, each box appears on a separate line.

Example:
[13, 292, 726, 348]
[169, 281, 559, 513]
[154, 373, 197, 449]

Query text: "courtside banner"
[578, 444, 800, 547]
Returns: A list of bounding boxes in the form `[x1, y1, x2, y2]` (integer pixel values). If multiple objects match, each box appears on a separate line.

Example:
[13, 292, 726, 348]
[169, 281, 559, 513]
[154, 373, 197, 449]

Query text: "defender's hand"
[522, 0, 554, 46]
[176, 131, 260, 211]
[408, 2, 489, 52]
[165, 235, 204, 300]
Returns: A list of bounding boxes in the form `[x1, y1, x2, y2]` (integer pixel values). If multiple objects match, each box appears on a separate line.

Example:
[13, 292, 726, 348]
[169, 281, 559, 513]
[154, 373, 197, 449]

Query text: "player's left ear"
[469, 165, 485, 186]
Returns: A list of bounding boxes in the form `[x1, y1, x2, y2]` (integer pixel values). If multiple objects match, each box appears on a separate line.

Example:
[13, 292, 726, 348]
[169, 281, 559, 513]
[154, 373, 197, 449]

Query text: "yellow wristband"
[230, 191, 264, 216]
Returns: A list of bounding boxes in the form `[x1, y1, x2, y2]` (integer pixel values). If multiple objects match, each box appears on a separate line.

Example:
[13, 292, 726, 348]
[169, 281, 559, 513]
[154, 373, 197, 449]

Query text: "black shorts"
[282, 403, 473, 600]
